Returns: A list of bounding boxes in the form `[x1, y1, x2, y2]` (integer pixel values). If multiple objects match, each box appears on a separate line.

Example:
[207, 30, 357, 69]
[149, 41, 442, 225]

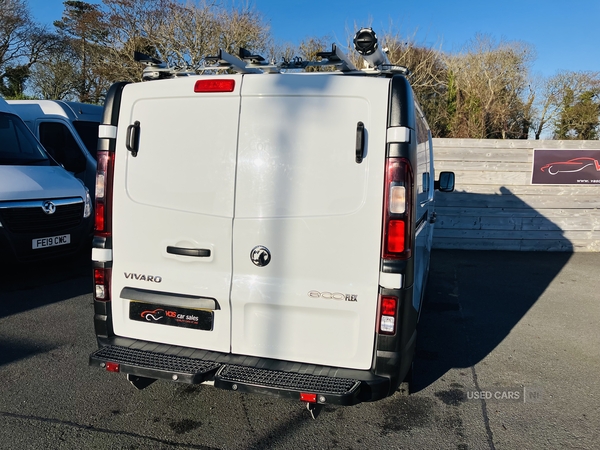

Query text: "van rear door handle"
[356, 121, 365, 163]
[126, 121, 141, 157]
[167, 246, 211, 257]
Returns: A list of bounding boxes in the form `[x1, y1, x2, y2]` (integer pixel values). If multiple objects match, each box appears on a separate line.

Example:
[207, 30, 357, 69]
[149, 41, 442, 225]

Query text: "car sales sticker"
[129, 301, 213, 331]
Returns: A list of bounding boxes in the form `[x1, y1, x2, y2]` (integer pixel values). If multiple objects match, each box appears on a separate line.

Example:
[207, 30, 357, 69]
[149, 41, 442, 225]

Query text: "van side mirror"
[435, 171, 455, 192]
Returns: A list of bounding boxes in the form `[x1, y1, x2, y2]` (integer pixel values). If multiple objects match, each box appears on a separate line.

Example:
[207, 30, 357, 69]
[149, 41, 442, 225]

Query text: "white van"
[7, 100, 102, 195]
[89, 29, 454, 414]
[0, 98, 93, 263]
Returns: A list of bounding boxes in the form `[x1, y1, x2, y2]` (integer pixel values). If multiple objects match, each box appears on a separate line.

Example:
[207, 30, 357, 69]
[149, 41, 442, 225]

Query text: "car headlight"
[83, 187, 92, 218]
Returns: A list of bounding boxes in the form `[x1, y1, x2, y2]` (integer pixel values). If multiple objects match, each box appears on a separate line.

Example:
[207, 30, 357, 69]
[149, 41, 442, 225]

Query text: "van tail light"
[382, 158, 413, 260]
[94, 267, 111, 301]
[94, 150, 114, 303]
[95, 151, 114, 237]
[379, 295, 398, 335]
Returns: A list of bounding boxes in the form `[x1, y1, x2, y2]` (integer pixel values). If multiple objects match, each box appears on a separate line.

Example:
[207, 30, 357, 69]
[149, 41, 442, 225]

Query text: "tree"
[297, 36, 333, 72]
[101, 0, 175, 83]
[0, 65, 29, 97]
[0, 0, 59, 97]
[29, 39, 79, 100]
[54, 0, 110, 103]
[383, 32, 449, 137]
[216, 6, 270, 56]
[550, 71, 600, 140]
[154, 1, 269, 68]
[266, 41, 297, 66]
[98, 0, 270, 82]
[443, 35, 535, 139]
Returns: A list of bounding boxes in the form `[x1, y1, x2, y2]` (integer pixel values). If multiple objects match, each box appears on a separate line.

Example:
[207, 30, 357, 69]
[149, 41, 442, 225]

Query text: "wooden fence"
[432, 139, 600, 251]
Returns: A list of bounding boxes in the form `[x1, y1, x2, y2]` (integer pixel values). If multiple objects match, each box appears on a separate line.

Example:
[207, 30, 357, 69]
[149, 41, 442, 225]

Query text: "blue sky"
[28, 0, 600, 77]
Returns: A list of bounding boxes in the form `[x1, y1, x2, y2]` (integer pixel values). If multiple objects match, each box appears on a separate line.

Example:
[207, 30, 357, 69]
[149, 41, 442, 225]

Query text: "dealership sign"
[532, 149, 600, 185]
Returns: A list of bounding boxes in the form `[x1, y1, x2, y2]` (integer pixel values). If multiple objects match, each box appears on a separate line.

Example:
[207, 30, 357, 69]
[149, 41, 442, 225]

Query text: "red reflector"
[194, 79, 235, 93]
[105, 362, 120, 373]
[387, 220, 406, 252]
[300, 393, 317, 403]
[381, 296, 397, 316]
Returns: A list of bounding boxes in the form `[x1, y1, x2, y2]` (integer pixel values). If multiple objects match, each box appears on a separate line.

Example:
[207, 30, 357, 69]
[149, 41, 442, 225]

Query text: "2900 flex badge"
[129, 302, 213, 331]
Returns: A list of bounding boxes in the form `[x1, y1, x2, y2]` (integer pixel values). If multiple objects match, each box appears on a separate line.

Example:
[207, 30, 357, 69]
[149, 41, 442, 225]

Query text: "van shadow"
[0, 246, 92, 319]
[413, 187, 573, 391]
[0, 337, 57, 366]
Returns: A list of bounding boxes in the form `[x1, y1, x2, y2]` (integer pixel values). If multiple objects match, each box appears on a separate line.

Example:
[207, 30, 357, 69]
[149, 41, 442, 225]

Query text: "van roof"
[0, 97, 15, 114]
[6, 100, 102, 122]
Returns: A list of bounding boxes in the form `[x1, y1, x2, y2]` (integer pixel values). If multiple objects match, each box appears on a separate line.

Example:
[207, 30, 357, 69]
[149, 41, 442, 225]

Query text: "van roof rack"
[199, 44, 360, 74]
[135, 29, 409, 80]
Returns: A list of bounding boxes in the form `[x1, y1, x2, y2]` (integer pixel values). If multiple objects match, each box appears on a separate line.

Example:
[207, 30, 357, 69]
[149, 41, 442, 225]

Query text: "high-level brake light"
[194, 79, 235, 93]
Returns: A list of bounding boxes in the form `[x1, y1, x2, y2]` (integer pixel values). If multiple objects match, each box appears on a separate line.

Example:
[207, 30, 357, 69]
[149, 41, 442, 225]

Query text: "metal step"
[214, 364, 362, 405]
[90, 345, 221, 383]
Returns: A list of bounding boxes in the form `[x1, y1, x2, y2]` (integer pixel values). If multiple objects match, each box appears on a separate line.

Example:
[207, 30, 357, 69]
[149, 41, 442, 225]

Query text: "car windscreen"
[72, 120, 100, 160]
[0, 112, 51, 166]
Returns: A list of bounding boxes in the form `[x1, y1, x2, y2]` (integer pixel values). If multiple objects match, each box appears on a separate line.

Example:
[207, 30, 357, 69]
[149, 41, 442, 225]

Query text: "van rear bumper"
[90, 337, 391, 406]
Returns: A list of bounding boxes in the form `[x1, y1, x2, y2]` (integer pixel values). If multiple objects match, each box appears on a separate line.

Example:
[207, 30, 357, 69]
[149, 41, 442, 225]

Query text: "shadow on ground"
[0, 245, 91, 319]
[414, 249, 572, 392]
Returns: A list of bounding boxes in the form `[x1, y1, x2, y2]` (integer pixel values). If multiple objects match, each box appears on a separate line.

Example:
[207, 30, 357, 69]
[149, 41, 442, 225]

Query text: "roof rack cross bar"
[203, 49, 263, 74]
[316, 44, 359, 72]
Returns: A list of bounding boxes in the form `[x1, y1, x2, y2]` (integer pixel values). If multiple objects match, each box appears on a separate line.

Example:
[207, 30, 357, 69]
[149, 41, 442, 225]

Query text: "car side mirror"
[435, 171, 455, 192]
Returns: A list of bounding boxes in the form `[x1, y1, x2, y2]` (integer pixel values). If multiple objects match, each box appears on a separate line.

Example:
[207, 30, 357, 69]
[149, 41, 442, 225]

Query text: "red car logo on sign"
[140, 308, 165, 322]
[540, 157, 600, 175]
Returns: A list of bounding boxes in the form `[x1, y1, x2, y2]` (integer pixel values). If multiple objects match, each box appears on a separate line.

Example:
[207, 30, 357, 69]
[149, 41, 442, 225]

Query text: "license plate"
[32, 234, 71, 249]
[129, 301, 213, 331]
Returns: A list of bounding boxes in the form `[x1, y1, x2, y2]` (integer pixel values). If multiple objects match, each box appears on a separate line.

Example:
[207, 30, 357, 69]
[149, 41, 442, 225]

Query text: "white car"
[0, 98, 93, 263]
[89, 29, 454, 415]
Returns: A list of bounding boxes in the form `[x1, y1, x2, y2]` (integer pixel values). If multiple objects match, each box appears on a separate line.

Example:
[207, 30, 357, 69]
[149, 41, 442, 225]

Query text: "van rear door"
[231, 75, 390, 369]
[110, 76, 242, 353]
